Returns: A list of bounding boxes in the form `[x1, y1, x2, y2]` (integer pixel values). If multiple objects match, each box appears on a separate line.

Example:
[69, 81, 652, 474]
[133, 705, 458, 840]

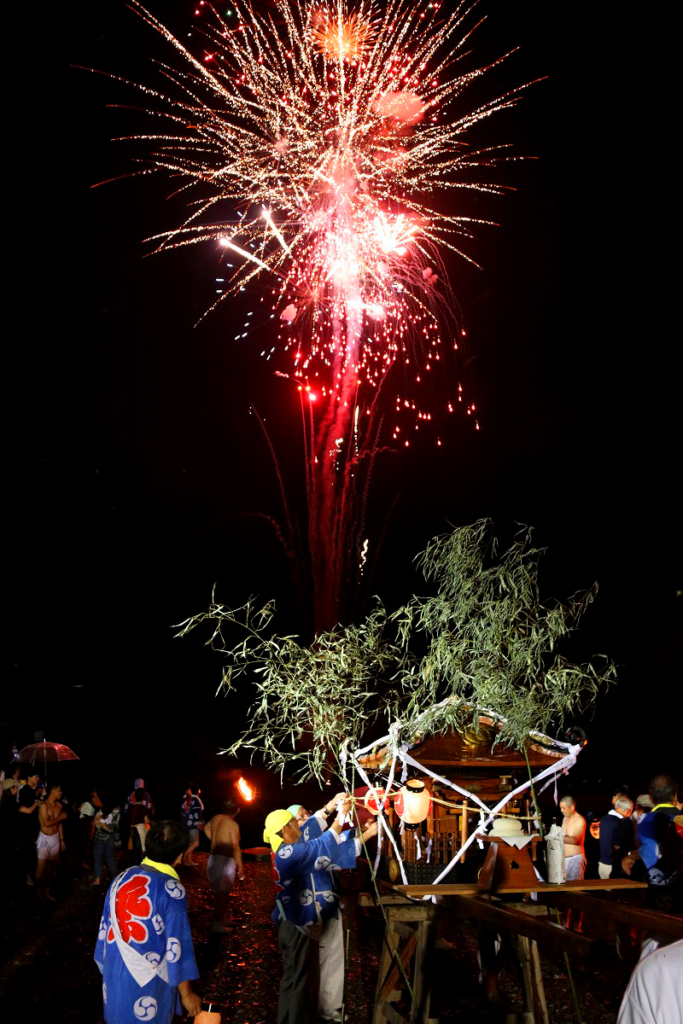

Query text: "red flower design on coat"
[107, 873, 152, 944]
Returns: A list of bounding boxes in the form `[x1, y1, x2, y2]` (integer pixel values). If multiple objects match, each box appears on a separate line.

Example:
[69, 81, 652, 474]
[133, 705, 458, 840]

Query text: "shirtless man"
[204, 798, 244, 932]
[35, 783, 67, 901]
[560, 795, 587, 880]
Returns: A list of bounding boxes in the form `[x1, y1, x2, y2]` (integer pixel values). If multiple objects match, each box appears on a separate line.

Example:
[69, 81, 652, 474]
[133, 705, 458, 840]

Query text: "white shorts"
[207, 854, 236, 892]
[37, 831, 60, 861]
[565, 853, 587, 880]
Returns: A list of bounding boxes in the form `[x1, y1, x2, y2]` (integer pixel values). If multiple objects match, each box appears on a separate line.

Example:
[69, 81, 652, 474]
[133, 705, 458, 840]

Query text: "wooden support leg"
[411, 918, 431, 1024]
[372, 904, 436, 1024]
[516, 935, 549, 1024]
[373, 909, 400, 1024]
[478, 917, 549, 1024]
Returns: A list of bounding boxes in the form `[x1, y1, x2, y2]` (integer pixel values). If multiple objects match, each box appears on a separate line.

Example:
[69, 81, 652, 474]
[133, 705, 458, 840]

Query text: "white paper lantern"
[395, 780, 431, 830]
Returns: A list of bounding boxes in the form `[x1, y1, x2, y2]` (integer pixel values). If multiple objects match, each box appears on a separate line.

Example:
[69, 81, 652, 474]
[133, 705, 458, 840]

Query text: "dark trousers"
[277, 921, 319, 1024]
[93, 836, 117, 880]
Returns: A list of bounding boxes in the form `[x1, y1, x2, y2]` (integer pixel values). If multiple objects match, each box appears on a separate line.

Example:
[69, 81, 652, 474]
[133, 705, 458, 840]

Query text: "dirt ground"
[0, 849, 635, 1023]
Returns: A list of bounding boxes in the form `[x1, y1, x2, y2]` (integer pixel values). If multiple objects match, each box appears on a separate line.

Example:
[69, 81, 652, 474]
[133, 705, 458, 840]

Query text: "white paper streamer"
[353, 756, 409, 886]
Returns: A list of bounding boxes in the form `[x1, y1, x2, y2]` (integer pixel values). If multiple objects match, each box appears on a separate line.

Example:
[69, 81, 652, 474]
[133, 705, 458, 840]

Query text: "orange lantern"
[395, 780, 431, 830]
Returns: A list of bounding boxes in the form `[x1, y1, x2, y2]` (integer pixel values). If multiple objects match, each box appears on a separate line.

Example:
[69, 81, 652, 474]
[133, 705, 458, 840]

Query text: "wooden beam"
[517, 934, 550, 1024]
[445, 894, 603, 958]
[395, 883, 480, 897]
[381, 1005, 408, 1024]
[359, 893, 419, 907]
[411, 919, 431, 1024]
[536, 892, 683, 938]
[379, 932, 417, 1002]
[396, 878, 647, 898]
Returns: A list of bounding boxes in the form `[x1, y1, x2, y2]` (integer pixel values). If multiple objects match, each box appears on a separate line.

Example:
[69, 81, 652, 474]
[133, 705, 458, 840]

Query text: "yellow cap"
[263, 809, 293, 852]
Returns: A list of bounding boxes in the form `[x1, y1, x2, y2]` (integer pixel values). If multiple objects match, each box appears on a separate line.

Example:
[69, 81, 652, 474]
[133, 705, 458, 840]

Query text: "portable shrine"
[358, 718, 566, 884]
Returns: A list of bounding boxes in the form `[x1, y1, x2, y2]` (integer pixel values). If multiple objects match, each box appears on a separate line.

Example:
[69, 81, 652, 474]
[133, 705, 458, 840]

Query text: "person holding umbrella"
[17, 772, 41, 886]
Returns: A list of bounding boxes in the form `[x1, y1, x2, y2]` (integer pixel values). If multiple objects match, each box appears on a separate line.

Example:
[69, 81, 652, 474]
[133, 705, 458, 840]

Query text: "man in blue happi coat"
[622, 775, 683, 908]
[264, 796, 378, 1024]
[94, 820, 202, 1023]
[289, 794, 362, 1022]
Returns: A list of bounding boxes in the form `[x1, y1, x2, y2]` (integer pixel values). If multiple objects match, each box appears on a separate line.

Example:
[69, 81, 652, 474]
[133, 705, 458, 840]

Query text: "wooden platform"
[396, 878, 648, 898]
[365, 877, 657, 1024]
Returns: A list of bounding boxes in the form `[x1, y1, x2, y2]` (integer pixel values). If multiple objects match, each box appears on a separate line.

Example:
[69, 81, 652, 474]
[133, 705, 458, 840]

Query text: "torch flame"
[237, 777, 254, 802]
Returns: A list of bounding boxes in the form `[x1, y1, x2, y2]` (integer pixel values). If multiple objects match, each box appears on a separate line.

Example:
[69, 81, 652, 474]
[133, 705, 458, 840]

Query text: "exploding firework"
[104, 0, 532, 631]
[117, 0, 527, 416]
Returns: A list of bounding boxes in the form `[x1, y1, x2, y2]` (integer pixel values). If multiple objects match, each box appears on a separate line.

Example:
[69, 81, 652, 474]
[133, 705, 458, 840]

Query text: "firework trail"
[107, 0, 531, 630]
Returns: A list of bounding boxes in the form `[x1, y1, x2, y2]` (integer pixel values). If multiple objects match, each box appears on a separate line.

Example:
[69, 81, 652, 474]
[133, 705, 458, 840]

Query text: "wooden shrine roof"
[409, 730, 563, 768]
[358, 726, 566, 770]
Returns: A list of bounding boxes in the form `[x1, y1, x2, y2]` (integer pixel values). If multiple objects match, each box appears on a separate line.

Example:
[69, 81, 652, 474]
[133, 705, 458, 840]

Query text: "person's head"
[649, 775, 677, 806]
[279, 816, 300, 844]
[98, 796, 116, 818]
[635, 793, 654, 815]
[46, 783, 62, 802]
[145, 821, 190, 865]
[559, 796, 576, 818]
[27, 773, 39, 788]
[2, 779, 19, 800]
[264, 809, 299, 852]
[614, 795, 634, 817]
[186, 783, 200, 796]
[611, 785, 629, 806]
[287, 803, 310, 824]
[223, 798, 239, 816]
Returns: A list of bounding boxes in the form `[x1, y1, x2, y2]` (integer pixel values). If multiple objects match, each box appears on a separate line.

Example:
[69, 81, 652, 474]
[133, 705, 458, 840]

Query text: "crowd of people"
[0, 767, 681, 1024]
[557, 775, 683, 913]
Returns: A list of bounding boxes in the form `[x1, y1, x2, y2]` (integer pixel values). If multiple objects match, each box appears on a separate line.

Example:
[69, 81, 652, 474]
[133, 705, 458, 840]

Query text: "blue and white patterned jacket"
[271, 823, 358, 931]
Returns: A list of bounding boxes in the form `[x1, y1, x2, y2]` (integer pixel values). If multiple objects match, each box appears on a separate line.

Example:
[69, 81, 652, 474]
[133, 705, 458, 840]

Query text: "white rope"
[353, 756, 408, 886]
[429, 746, 581, 885]
[348, 705, 583, 893]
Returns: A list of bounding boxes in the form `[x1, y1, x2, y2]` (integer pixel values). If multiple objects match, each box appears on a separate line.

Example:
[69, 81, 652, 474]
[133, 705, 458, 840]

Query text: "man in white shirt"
[617, 939, 683, 1024]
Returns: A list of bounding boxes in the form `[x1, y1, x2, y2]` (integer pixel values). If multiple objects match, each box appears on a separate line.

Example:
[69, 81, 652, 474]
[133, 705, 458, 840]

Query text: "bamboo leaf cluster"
[177, 521, 616, 781]
[176, 595, 403, 781]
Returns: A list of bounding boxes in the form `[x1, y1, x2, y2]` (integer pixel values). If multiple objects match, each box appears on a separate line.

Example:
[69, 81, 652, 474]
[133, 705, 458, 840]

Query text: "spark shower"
[108, 0, 531, 632]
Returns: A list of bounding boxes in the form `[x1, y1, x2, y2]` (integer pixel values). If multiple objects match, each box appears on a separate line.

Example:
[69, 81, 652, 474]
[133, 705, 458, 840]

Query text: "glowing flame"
[236, 777, 254, 802]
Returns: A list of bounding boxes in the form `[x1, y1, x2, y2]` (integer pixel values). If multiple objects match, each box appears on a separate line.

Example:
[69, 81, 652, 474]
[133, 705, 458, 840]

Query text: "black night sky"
[6, 1, 680, 801]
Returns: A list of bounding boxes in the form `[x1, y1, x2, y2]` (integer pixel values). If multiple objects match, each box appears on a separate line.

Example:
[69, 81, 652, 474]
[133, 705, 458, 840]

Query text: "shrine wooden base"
[477, 839, 539, 893]
[365, 895, 438, 1024]
[363, 876, 648, 1024]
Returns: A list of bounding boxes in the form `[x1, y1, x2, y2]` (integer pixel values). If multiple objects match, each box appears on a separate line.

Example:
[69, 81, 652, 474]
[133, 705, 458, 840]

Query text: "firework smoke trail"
[108, 0, 532, 631]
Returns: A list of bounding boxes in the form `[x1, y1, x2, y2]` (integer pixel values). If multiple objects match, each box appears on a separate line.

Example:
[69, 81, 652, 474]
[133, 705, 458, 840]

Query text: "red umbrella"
[14, 742, 79, 769]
